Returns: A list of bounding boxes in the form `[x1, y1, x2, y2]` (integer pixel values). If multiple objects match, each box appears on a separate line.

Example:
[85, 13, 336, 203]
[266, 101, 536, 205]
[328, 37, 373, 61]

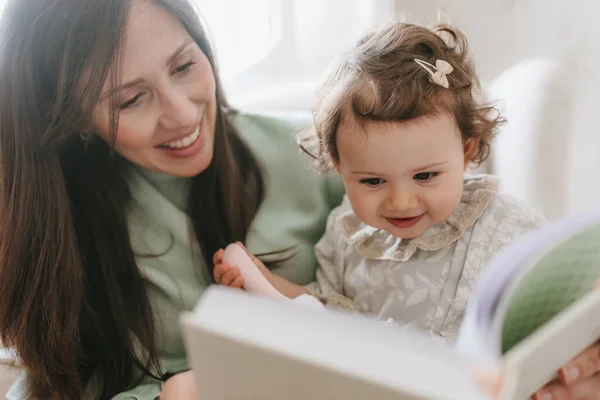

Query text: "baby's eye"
[360, 178, 386, 187]
[413, 172, 440, 182]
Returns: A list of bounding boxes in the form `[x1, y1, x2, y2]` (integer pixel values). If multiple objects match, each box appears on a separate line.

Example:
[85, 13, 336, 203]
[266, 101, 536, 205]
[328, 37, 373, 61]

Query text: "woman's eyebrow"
[101, 39, 194, 99]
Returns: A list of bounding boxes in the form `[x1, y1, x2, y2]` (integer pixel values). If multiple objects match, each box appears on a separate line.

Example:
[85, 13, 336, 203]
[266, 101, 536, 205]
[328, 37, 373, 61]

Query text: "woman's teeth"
[161, 127, 200, 149]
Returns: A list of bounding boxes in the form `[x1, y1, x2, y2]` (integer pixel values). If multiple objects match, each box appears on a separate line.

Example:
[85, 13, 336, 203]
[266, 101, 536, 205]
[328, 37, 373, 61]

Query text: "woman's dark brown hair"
[299, 21, 505, 171]
[0, 0, 266, 398]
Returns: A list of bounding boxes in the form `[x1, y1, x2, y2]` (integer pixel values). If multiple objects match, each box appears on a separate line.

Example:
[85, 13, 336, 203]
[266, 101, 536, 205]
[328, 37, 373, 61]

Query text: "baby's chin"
[379, 224, 427, 240]
[388, 229, 426, 240]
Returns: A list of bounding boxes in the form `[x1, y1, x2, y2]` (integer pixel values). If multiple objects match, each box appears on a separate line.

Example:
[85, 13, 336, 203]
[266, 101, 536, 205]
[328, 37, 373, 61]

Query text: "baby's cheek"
[346, 189, 379, 223]
[428, 182, 463, 220]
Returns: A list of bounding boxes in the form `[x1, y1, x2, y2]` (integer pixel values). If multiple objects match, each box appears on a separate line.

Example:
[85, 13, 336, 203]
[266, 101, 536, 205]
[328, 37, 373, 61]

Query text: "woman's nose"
[159, 87, 198, 131]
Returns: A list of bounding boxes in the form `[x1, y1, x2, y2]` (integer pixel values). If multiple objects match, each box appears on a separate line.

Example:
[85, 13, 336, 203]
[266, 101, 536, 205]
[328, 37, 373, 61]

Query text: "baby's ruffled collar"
[340, 175, 499, 261]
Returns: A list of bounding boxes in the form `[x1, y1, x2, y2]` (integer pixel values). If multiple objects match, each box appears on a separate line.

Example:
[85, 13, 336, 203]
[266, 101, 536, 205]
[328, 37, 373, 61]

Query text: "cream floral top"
[306, 175, 546, 342]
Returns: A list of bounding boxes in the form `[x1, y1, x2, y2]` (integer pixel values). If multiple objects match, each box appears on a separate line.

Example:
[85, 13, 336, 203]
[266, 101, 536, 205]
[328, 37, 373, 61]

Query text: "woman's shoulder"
[230, 111, 313, 169]
[231, 111, 311, 142]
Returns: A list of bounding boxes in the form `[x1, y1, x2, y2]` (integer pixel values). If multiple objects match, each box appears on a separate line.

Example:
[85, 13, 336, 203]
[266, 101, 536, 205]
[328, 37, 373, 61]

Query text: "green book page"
[500, 224, 600, 353]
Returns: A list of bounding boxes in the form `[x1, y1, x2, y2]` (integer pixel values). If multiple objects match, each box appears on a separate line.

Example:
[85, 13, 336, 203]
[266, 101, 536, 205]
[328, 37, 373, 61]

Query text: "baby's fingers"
[470, 366, 502, 399]
[213, 248, 224, 266]
[213, 262, 232, 284]
[220, 266, 242, 287]
[229, 275, 244, 289]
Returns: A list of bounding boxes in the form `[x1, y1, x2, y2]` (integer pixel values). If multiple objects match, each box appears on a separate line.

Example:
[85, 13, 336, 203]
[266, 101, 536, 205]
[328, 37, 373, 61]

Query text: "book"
[181, 210, 600, 400]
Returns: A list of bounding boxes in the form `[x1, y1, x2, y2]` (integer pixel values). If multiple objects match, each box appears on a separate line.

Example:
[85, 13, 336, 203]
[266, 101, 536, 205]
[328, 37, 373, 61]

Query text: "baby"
[214, 21, 545, 341]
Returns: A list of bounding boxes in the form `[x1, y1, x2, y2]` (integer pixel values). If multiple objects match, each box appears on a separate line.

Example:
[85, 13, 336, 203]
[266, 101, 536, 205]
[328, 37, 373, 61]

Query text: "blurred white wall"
[396, 0, 600, 216]
[200, 0, 600, 218]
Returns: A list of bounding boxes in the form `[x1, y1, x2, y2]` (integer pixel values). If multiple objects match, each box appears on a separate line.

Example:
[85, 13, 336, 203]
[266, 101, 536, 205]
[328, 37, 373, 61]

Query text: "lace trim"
[340, 175, 499, 261]
[305, 284, 360, 313]
[324, 292, 360, 312]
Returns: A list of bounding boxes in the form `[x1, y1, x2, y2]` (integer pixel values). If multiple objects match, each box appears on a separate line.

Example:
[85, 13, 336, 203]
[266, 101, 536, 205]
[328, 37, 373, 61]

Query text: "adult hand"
[480, 278, 600, 400]
[532, 343, 600, 400]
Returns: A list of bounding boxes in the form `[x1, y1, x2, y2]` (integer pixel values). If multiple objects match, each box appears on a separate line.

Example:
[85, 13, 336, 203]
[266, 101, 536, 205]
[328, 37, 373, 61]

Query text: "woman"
[0, 0, 342, 398]
[0, 0, 596, 399]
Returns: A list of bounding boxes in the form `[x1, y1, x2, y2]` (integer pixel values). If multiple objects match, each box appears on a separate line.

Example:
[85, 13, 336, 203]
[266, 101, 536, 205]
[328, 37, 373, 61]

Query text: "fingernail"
[533, 390, 553, 400]
[563, 365, 581, 382]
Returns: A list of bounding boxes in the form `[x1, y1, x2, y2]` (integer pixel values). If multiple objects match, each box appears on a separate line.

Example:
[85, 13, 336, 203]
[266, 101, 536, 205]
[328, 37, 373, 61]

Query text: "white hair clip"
[414, 58, 454, 89]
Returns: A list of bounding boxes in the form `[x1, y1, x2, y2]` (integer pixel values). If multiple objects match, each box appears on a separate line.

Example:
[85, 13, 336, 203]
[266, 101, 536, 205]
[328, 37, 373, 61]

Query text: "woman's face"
[92, 0, 217, 177]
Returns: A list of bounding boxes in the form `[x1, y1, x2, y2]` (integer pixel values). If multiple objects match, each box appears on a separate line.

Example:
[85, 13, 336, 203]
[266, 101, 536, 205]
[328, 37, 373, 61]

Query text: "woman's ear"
[463, 139, 479, 170]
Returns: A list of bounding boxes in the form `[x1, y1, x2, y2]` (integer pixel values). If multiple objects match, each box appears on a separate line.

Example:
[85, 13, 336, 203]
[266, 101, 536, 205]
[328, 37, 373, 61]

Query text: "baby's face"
[336, 112, 470, 239]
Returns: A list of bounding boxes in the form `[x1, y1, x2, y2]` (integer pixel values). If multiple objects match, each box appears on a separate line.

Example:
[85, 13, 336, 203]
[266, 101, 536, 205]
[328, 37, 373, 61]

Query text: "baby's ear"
[463, 139, 479, 170]
[330, 155, 341, 174]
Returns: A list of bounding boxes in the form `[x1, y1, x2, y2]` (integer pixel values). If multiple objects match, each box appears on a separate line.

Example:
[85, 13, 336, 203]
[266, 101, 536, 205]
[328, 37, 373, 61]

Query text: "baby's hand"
[213, 243, 273, 288]
[213, 248, 244, 289]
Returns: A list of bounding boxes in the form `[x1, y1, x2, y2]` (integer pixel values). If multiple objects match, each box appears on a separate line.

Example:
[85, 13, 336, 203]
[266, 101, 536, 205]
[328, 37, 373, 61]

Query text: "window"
[195, 0, 395, 111]
[197, 0, 279, 86]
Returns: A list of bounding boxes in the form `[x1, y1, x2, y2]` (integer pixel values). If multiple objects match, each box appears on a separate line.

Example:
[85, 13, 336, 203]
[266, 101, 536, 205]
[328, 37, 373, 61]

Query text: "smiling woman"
[92, 5, 218, 177]
[0, 0, 343, 399]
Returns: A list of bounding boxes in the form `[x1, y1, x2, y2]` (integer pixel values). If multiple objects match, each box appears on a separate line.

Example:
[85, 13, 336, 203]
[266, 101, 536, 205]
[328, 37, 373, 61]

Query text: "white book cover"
[181, 210, 600, 400]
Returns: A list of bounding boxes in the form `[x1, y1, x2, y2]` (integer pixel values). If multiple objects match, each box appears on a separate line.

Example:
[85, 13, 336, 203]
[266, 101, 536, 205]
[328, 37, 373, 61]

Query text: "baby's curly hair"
[299, 21, 505, 171]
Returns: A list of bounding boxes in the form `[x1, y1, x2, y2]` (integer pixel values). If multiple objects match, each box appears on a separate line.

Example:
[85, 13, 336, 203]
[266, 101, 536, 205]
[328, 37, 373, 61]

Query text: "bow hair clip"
[414, 58, 454, 89]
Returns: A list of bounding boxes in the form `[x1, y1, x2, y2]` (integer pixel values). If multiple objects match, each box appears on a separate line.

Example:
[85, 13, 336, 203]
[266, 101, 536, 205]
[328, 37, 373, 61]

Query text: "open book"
[181, 210, 600, 400]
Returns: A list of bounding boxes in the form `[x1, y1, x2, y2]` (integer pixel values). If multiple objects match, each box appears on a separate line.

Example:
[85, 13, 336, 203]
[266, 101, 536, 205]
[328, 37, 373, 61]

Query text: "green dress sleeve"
[110, 381, 162, 400]
[233, 112, 344, 284]
[6, 372, 163, 400]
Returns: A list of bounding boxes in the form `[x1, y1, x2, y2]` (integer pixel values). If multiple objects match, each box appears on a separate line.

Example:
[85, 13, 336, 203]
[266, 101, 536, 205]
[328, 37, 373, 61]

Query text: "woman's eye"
[360, 178, 385, 187]
[119, 92, 144, 110]
[413, 172, 440, 182]
[173, 61, 195, 74]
